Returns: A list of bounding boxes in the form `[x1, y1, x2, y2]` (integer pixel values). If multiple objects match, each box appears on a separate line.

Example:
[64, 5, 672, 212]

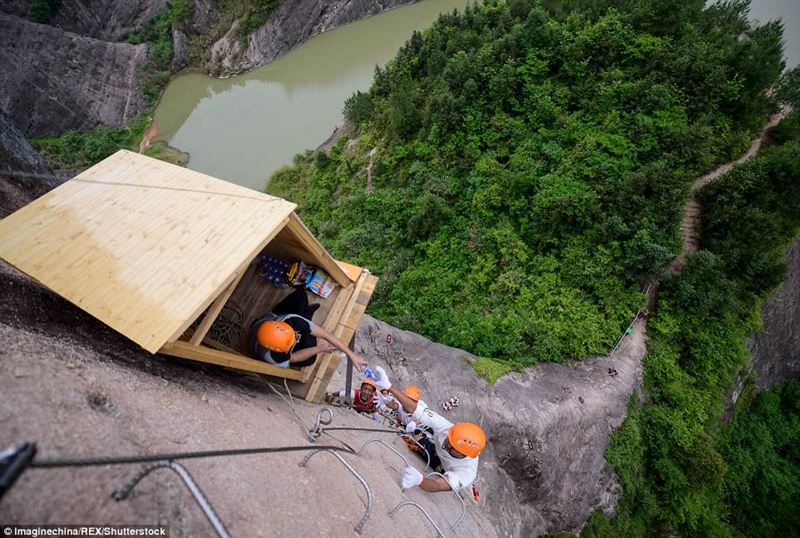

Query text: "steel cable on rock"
[29, 444, 356, 469]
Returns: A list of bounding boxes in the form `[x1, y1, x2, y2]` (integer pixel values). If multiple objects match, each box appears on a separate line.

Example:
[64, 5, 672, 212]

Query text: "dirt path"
[138, 120, 159, 153]
[365, 147, 377, 192]
[667, 111, 786, 274]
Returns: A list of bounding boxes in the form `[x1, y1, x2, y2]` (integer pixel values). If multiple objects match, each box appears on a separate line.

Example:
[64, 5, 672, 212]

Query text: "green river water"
[153, 0, 798, 191]
[153, 0, 471, 191]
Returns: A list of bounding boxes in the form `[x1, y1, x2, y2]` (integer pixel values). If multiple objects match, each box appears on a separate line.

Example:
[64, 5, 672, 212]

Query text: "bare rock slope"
[0, 260, 496, 537]
[0, 14, 147, 137]
[750, 236, 800, 390]
[51, 0, 167, 41]
[334, 314, 646, 537]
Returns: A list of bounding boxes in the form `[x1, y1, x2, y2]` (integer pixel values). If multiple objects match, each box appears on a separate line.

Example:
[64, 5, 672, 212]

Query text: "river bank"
[151, 0, 471, 190]
[0, 0, 422, 157]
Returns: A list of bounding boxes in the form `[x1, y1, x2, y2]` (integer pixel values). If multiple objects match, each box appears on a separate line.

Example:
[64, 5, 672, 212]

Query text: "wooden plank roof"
[0, 150, 300, 353]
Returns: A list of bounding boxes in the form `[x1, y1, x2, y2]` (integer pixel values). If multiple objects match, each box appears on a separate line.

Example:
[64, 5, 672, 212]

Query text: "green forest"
[267, 0, 800, 535]
[268, 0, 786, 366]
[587, 120, 799, 536]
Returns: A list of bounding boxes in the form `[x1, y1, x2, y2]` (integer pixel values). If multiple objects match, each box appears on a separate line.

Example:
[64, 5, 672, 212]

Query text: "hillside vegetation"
[587, 117, 799, 536]
[269, 0, 785, 366]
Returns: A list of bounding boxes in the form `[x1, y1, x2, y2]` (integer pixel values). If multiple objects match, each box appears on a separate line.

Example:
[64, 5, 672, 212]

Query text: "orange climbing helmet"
[361, 378, 378, 390]
[447, 422, 486, 459]
[256, 320, 296, 352]
[403, 385, 421, 401]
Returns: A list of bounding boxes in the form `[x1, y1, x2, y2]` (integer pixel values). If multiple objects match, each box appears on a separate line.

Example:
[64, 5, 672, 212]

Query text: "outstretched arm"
[419, 475, 452, 493]
[387, 385, 418, 414]
[401, 467, 452, 493]
[289, 341, 335, 364]
[310, 324, 368, 371]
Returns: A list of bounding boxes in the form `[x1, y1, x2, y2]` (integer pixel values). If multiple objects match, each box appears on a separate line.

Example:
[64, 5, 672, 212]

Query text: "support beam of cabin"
[290, 270, 377, 402]
[189, 269, 247, 346]
[160, 341, 306, 380]
[303, 273, 377, 403]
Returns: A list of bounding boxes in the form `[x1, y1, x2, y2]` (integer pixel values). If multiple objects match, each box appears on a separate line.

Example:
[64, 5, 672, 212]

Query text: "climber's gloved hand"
[401, 466, 424, 490]
[405, 421, 417, 434]
[373, 366, 391, 391]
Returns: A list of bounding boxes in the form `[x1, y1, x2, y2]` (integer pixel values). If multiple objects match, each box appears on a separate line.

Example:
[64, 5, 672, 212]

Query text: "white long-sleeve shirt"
[412, 400, 479, 491]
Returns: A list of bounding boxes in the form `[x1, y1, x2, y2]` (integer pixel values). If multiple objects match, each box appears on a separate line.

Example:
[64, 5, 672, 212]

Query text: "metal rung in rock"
[113, 461, 230, 538]
[299, 449, 373, 534]
[389, 500, 447, 538]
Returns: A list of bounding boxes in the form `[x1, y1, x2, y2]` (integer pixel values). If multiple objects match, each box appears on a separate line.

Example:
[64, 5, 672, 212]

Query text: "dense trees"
[586, 117, 799, 536]
[269, 0, 785, 366]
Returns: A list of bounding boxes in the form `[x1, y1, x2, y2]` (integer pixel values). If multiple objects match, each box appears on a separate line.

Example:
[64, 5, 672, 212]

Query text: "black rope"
[29, 444, 354, 469]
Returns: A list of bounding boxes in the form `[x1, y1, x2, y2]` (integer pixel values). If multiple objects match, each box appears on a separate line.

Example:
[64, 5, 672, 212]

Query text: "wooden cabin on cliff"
[0, 150, 376, 402]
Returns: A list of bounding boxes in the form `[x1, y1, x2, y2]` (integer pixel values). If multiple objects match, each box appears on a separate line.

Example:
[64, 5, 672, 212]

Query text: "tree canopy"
[269, 0, 786, 366]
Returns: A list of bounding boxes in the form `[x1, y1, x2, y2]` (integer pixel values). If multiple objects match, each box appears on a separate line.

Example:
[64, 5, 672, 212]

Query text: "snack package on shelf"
[306, 268, 336, 298]
[287, 261, 337, 298]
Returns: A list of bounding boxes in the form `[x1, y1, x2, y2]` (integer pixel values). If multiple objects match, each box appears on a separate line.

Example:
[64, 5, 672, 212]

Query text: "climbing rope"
[207, 302, 244, 349]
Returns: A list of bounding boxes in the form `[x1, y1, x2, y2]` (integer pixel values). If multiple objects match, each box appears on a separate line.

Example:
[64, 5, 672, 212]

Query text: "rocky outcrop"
[750, 236, 800, 390]
[342, 314, 646, 536]
[189, 0, 220, 33]
[51, 0, 167, 41]
[172, 28, 188, 70]
[208, 0, 419, 75]
[2, 0, 167, 40]
[0, 111, 47, 173]
[0, 14, 147, 137]
[0, 112, 63, 221]
[0, 0, 27, 17]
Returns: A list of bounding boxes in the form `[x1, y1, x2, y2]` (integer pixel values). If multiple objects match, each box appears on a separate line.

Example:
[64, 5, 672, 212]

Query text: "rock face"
[0, 112, 63, 217]
[0, 0, 166, 40]
[0, 14, 147, 137]
[0, 111, 47, 172]
[51, 0, 167, 41]
[208, 0, 419, 74]
[0, 0, 27, 17]
[343, 314, 647, 536]
[750, 236, 800, 390]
